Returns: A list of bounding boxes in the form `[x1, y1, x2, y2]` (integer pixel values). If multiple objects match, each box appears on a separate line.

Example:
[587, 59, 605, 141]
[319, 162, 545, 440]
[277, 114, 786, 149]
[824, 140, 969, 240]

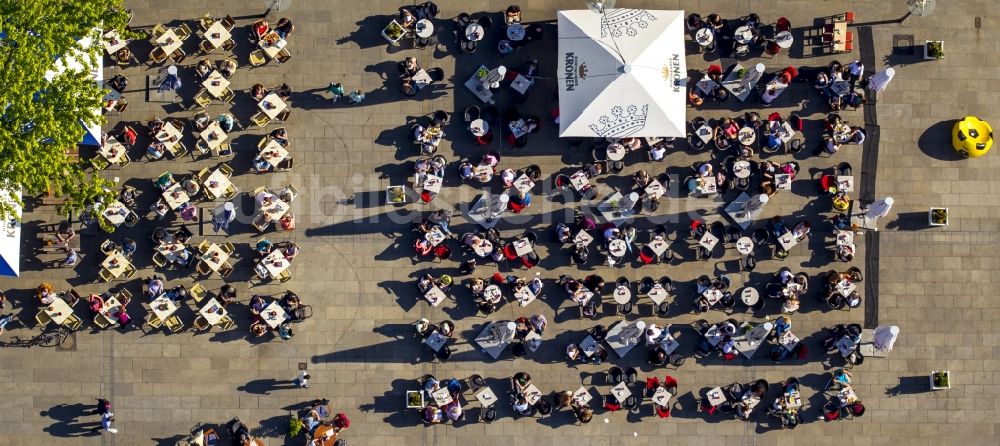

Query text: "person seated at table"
[181, 178, 200, 197]
[255, 189, 276, 206]
[252, 155, 275, 173]
[421, 405, 443, 424]
[274, 17, 295, 39]
[146, 142, 167, 160]
[584, 162, 603, 178]
[275, 83, 292, 100]
[761, 86, 781, 106]
[768, 216, 789, 240]
[144, 276, 164, 298]
[399, 8, 417, 29]
[86, 293, 105, 315]
[504, 5, 522, 24]
[399, 57, 420, 79]
[145, 118, 166, 136]
[267, 127, 289, 146]
[281, 290, 301, 311]
[250, 83, 267, 101]
[847, 126, 866, 145]
[712, 86, 730, 102]
[782, 294, 801, 313]
[216, 113, 235, 133]
[830, 368, 852, 390]
[187, 112, 210, 131]
[107, 73, 127, 93]
[815, 71, 832, 95]
[554, 222, 572, 244]
[693, 296, 710, 313]
[791, 221, 811, 241]
[218, 58, 237, 78]
[195, 59, 213, 80]
[697, 162, 713, 179]
[53, 221, 75, 244]
[646, 140, 667, 161]
[705, 64, 723, 83]
[643, 324, 663, 345]
[511, 394, 531, 415]
[715, 170, 730, 194]
[250, 319, 268, 337]
[632, 170, 651, 189]
[247, 295, 267, 317]
[509, 191, 531, 209]
[255, 239, 274, 258]
[720, 335, 738, 359]
[820, 136, 841, 155]
[453, 161, 473, 182]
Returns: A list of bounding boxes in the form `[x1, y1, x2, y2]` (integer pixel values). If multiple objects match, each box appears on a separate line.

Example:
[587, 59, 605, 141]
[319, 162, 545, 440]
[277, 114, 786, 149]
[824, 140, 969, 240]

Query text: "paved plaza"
[0, 0, 998, 445]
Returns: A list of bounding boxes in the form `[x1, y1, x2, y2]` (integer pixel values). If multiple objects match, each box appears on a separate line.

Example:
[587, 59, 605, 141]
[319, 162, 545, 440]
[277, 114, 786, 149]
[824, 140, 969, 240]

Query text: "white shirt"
[650, 146, 665, 160]
[644, 325, 662, 345]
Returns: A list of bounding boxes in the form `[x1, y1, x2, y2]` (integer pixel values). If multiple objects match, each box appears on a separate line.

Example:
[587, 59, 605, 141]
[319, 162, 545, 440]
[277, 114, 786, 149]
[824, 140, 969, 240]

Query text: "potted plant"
[929, 207, 949, 226]
[382, 20, 406, 44]
[386, 186, 406, 204]
[924, 40, 944, 60]
[288, 413, 304, 438]
[406, 390, 424, 408]
[930, 371, 951, 389]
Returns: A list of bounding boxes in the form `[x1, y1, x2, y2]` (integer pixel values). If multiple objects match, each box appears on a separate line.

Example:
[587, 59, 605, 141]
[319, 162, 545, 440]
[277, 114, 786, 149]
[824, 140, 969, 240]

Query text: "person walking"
[93, 398, 112, 416]
[348, 90, 365, 104]
[327, 82, 345, 102]
[294, 369, 311, 389]
[92, 411, 117, 434]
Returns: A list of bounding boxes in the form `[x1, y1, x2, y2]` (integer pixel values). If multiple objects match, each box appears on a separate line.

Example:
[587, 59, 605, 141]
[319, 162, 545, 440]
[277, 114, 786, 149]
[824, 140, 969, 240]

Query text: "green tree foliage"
[0, 0, 133, 219]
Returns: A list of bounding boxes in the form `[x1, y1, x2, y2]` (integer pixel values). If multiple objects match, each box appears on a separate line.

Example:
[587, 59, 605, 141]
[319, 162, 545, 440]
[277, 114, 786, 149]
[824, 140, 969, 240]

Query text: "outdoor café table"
[652, 387, 672, 406]
[465, 65, 495, 103]
[660, 333, 680, 355]
[432, 387, 453, 406]
[736, 237, 754, 255]
[733, 25, 754, 44]
[99, 137, 127, 164]
[312, 426, 336, 446]
[837, 176, 854, 192]
[770, 120, 796, 143]
[606, 320, 645, 358]
[699, 232, 719, 251]
[606, 143, 626, 161]
[150, 294, 179, 322]
[836, 230, 854, 247]
[475, 321, 516, 359]
[510, 74, 532, 95]
[738, 126, 756, 145]
[425, 226, 446, 246]
[260, 250, 291, 278]
[704, 325, 725, 346]
[506, 23, 526, 41]
[472, 164, 493, 183]
[696, 78, 719, 96]
[778, 330, 800, 352]
[775, 173, 792, 190]
[524, 330, 542, 352]
[573, 230, 594, 247]
[469, 119, 489, 137]
[102, 251, 131, 279]
[421, 174, 443, 194]
[513, 174, 534, 194]
[200, 122, 229, 151]
[830, 80, 851, 97]
[695, 124, 713, 144]
[424, 330, 448, 351]
[647, 284, 668, 305]
[100, 295, 123, 324]
[163, 183, 190, 210]
[722, 63, 763, 102]
[608, 239, 627, 257]
[102, 200, 130, 226]
[157, 239, 187, 263]
[203, 167, 232, 199]
[155, 123, 183, 148]
[258, 93, 288, 119]
[644, 180, 666, 199]
[783, 282, 804, 298]
[514, 286, 536, 306]
[741, 287, 760, 306]
[471, 239, 493, 257]
[706, 387, 727, 407]
[103, 30, 128, 55]
[784, 389, 802, 408]
[258, 31, 287, 58]
[695, 27, 714, 46]
[465, 23, 484, 41]
[199, 297, 228, 325]
[415, 19, 434, 38]
[733, 160, 752, 179]
[261, 301, 288, 329]
[597, 191, 636, 225]
[423, 285, 446, 307]
[838, 386, 858, 405]
[835, 279, 857, 297]
[613, 285, 631, 305]
[569, 171, 591, 191]
[579, 335, 599, 357]
[202, 70, 231, 98]
[573, 386, 594, 406]
[102, 89, 123, 112]
[693, 176, 717, 196]
[777, 231, 798, 251]
[476, 386, 498, 407]
[261, 196, 290, 222]
[44, 297, 73, 325]
[775, 30, 794, 48]
[523, 384, 543, 405]
[201, 243, 231, 272]
[411, 69, 432, 91]
[204, 20, 232, 49]
[611, 382, 632, 402]
[259, 140, 289, 165]
[703, 288, 723, 306]
[482, 285, 503, 303]
[155, 28, 183, 55]
[733, 324, 773, 359]
[508, 119, 529, 138]
[512, 238, 533, 256]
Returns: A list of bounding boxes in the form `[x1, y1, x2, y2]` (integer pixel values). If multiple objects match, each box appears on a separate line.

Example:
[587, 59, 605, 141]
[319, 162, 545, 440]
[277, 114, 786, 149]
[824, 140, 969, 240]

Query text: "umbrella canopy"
[158, 73, 182, 92]
[873, 325, 899, 351]
[0, 190, 22, 277]
[868, 67, 895, 92]
[557, 9, 687, 138]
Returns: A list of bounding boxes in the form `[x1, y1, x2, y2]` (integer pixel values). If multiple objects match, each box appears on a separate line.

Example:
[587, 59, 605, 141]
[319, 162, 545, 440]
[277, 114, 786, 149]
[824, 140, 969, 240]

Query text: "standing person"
[93, 411, 117, 434]
[846, 60, 864, 89]
[332, 412, 350, 432]
[327, 82, 345, 102]
[295, 369, 311, 389]
[348, 90, 365, 104]
[94, 398, 112, 415]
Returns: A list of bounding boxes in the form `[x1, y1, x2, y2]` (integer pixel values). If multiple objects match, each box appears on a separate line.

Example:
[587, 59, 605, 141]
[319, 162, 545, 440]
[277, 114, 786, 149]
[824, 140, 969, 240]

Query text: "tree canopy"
[0, 0, 133, 219]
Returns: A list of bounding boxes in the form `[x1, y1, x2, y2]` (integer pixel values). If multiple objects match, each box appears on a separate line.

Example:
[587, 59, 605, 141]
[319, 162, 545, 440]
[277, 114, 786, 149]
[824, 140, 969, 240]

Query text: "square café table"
[156, 28, 183, 55]
[101, 251, 131, 279]
[44, 297, 74, 325]
[513, 174, 534, 194]
[432, 387, 453, 406]
[155, 123, 183, 148]
[606, 320, 643, 358]
[103, 30, 128, 55]
[261, 196, 290, 222]
[424, 331, 448, 351]
[475, 387, 498, 407]
[261, 301, 289, 329]
[102, 200, 130, 226]
[423, 286, 446, 307]
[98, 138, 127, 164]
[201, 243, 231, 271]
[260, 250, 291, 278]
[260, 140, 289, 165]
[202, 71, 231, 99]
[514, 287, 536, 306]
[652, 387, 672, 406]
[512, 238, 532, 256]
[706, 387, 727, 407]
[258, 31, 287, 58]
[157, 240, 187, 263]
[523, 384, 543, 405]
[199, 297, 228, 325]
[149, 294, 179, 322]
[161, 183, 190, 210]
[203, 21, 232, 49]
[200, 122, 229, 151]
[258, 93, 287, 119]
[203, 168, 232, 199]
[573, 386, 594, 406]
[610, 382, 632, 401]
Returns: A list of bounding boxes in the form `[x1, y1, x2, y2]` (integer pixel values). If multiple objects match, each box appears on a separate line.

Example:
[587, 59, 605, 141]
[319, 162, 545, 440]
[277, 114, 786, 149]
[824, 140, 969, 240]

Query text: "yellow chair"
[165, 315, 185, 333]
[199, 39, 216, 54]
[119, 288, 133, 303]
[117, 153, 131, 167]
[221, 241, 235, 255]
[144, 313, 162, 329]
[194, 89, 213, 108]
[218, 315, 235, 330]
[249, 50, 268, 67]
[122, 264, 137, 279]
[253, 186, 267, 196]
[196, 261, 212, 276]
[277, 269, 292, 283]
[152, 252, 168, 267]
[219, 87, 236, 103]
[35, 310, 52, 326]
[197, 239, 211, 253]
[223, 184, 240, 200]
[193, 315, 211, 331]
[218, 163, 233, 177]
[98, 268, 115, 282]
[167, 142, 189, 159]
[198, 13, 215, 31]
[276, 48, 291, 64]
[221, 15, 236, 30]
[150, 47, 167, 64]
[219, 262, 235, 278]
[251, 111, 271, 128]
[150, 23, 167, 41]
[94, 313, 112, 329]
[257, 136, 270, 150]
[174, 23, 193, 40]
[197, 167, 211, 184]
[190, 283, 208, 303]
[63, 314, 83, 331]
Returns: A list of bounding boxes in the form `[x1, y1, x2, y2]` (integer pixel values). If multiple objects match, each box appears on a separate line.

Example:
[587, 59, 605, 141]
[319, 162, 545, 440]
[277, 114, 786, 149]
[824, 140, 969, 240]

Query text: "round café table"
[695, 28, 714, 46]
[311, 425, 337, 446]
[506, 23, 526, 41]
[738, 127, 756, 145]
[775, 30, 793, 48]
[415, 19, 434, 38]
[741, 287, 760, 306]
[732, 160, 751, 179]
[483, 285, 503, 303]
[613, 285, 631, 304]
[608, 239, 627, 257]
[735, 237, 754, 255]
[733, 25, 754, 44]
[469, 119, 489, 137]
[606, 143, 626, 161]
[466, 23, 484, 41]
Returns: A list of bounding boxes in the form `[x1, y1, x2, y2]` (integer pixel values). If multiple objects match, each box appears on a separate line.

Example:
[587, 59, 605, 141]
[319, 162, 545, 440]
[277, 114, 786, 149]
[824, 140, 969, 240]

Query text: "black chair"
[477, 16, 493, 31]
[836, 162, 853, 176]
[432, 110, 449, 126]
[535, 396, 552, 416]
[481, 406, 497, 422]
[741, 253, 757, 271]
[668, 353, 686, 368]
[461, 40, 477, 53]
[624, 394, 640, 411]
[455, 13, 472, 28]
[481, 105, 499, 124]
[435, 345, 452, 361]
[466, 374, 486, 391]
[464, 105, 481, 122]
[638, 276, 654, 295]
[766, 283, 784, 299]
[608, 366, 624, 384]
[658, 276, 674, 293]
[751, 228, 770, 246]
[624, 367, 638, 384]
[511, 342, 526, 358]
[719, 292, 736, 312]
[426, 67, 445, 82]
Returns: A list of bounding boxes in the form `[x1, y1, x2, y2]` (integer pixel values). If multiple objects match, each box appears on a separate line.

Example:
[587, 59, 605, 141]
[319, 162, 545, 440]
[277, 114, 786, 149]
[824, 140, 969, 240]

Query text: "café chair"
[249, 50, 268, 67]
[165, 315, 185, 333]
[222, 184, 239, 200]
[222, 39, 236, 51]
[35, 310, 52, 326]
[277, 270, 292, 283]
[220, 241, 235, 255]
[607, 366, 624, 385]
[189, 283, 208, 304]
[221, 15, 236, 31]
[219, 262, 235, 278]
[63, 314, 83, 331]
[152, 252, 168, 268]
[144, 313, 162, 330]
[218, 163, 234, 177]
[276, 48, 291, 63]
[168, 48, 187, 64]
[251, 111, 271, 128]
[174, 23, 193, 40]
[194, 89, 213, 108]
[198, 13, 215, 31]
[275, 109, 290, 122]
[192, 315, 211, 331]
[149, 24, 167, 41]
[275, 157, 294, 171]
[199, 40, 215, 54]
[166, 142, 189, 159]
[218, 315, 235, 330]
[93, 313, 112, 329]
[196, 261, 212, 276]
[98, 268, 115, 282]
[149, 47, 167, 64]
[480, 407, 497, 423]
[219, 87, 236, 104]
[89, 156, 110, 171]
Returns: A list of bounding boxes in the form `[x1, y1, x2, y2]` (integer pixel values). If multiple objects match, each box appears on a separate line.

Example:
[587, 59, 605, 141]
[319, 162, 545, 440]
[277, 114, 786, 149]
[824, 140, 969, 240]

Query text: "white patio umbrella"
[865, 196, 894, 220]
[868, 67, 895, 92]
[557, 9, 688, 138]
[873, 325, 900, 351]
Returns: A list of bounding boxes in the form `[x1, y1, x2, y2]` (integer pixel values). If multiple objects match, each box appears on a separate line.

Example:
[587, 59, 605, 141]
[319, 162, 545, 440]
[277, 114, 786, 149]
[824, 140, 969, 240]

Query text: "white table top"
[260, 301, 289, 329]
[44, 297, 73, 325]
[514, 286, 536, 307]
[475, 321, 516, 359]
[836, 280, 858, 297]
[696, 78, 719, 96]
[259, 139, 289, 164]
[508, 119, 529, 138]
[464, 65, 494, 103]
[738, 127, 756, 145]
[150, 294, 179, 322]
[506, 23, 526, 41]
[469, 119, 489, 137]
[779, 330, 800, 351]
[100, 296, 123, 324]
[98, 137, 127, 164]
[573, 230, 593, 246]
[471, 239, 493, 257]
[733, 25, 754, 44]
[703, 288, 724, 305]
[694, 176, 717, 196]
[432, 386, 453, 406]
[704, 325, 725, 346]
[523, 383, 542, 405]
[510, 74, 532, 94]
[202, 70, 230, 98]
[162, 183, 190, 210]
[102, 201, 129, 226]
[837, 176, 855, 192]
[736, 237, 754, 255]
[103, 30, 128, 54]
[659, 334, 680, 355]
[741, 287, 759, 306]
[201, 243, 231, 272]
[613, 285, 632, 304]
[415, 19, 434, 38]
[156, 240, 186, 263]
[199, 297, 228, 325]
[646, 239, 668, 256]
[647, 285, 668, 305]
[482, 285, 503, 303]
[155, 123, 183, 146]
[156, 28, 183, 55]
[411, 69, 432, 91]
[836, 230, 854, 246]
[204, 20, 232, 48]
[421, 174, 443, 194]
[652, 387, 672, 406]
[775, 173, 793, 190]
[606, 143, 626, 161]
[706, 387, 727, 406]
[644, 180, 666, 199]
[695, 27, 714, 45]
[465, 23, 484, 41]
[777, 231, 798, 251]
[202, 169, 230, 200]
[608, 239, 627, 257]
[775, 30, 794, 48]
[424, 226, 446, 247]
[423, 286, 446, 307]
[512, 238, 533, 257]
[200, 122, 229, 151]
[260, 250, 291, 278]
[573, 386, 593, 406]
[732, 160, 752, 179]
[695, 124, 713, 143]
[258, 93, 288, 119]
[475, 387, 497, 407]
[261, 196, 290, 222]
[699, 232, 719, 251]
[258, 31, 287, 58]
[513, 174, 535, 194]
[579, 335, 599, 357]
[569, 171, 590, 191]
[611, 382, 632, 401]
[606, 320, 644, 358]
[101, 251, 131, 278]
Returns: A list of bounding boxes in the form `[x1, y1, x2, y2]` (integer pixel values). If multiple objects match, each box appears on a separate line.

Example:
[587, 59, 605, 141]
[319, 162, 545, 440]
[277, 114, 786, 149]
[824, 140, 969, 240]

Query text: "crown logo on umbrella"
[589, 105, 648, 137]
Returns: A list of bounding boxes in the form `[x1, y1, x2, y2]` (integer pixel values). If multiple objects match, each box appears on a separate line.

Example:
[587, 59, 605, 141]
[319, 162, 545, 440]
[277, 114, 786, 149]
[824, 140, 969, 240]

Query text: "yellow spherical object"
[952, 116, 993, 158]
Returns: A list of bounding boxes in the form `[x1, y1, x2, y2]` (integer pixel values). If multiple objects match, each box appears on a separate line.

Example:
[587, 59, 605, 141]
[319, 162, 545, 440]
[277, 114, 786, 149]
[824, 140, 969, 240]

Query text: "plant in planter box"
[925, 40, 944, 59]
[931, 370, 951, 389]
[406, 390, 424, 408]
[930, 208, 949, 226]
